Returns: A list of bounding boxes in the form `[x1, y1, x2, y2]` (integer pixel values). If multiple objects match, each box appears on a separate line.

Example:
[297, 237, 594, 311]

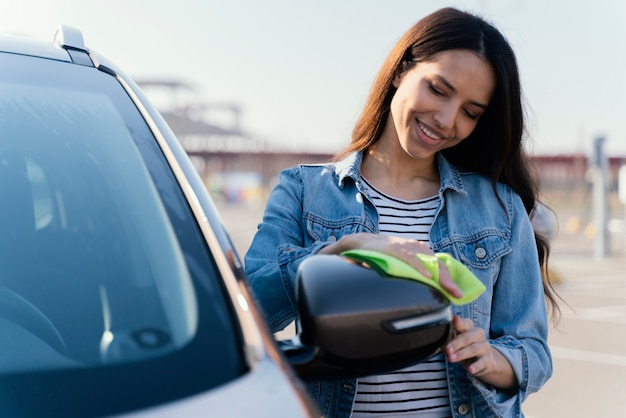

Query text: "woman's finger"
[437, 259, 462, 297]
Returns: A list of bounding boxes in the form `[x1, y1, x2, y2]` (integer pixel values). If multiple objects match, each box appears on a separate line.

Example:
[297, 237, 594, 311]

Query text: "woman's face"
[388, 49, 495, 160]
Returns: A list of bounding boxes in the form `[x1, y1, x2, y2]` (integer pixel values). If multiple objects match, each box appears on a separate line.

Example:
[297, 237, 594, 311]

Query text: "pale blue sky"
[3, 0, 626, 156]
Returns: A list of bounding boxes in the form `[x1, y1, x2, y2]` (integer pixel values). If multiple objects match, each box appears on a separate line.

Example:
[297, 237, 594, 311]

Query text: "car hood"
[114, 356, 317, 417]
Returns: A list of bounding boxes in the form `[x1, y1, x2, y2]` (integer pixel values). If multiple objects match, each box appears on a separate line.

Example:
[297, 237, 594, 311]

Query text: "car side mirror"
[282, 254, 453, 381]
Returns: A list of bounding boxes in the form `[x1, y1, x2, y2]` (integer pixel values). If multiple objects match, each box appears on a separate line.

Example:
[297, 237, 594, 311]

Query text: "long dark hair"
[337, 7, 560, 322]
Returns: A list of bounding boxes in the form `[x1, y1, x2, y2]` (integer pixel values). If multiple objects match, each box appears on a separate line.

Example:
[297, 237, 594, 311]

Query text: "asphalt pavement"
[216, 200, 626, 418]
[523, 233, 626, 417]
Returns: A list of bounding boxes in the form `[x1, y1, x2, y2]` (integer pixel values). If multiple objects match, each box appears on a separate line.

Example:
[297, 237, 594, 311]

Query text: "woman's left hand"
[444, 315, 518, 391]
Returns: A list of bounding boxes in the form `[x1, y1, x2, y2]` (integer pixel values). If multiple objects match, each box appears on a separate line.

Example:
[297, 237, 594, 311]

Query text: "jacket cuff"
[490, 336, 528, 395]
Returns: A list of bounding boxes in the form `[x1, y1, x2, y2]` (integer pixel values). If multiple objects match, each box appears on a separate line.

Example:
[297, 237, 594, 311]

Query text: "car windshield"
[1, 82, 198, 368]
[0, 52, 246, 416]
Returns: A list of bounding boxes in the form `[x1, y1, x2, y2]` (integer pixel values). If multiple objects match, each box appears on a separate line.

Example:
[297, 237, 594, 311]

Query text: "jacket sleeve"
[244, 167, 332, 332]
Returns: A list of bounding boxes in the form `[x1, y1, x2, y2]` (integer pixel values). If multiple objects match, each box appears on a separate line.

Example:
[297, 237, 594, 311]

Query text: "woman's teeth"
[418, 121, 442, 140]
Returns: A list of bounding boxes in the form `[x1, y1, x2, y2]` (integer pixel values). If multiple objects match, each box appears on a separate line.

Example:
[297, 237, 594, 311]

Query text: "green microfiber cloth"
[341, 249, 486, 305]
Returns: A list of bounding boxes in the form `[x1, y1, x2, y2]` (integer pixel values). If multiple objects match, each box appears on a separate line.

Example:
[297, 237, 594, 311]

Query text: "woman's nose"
[432, 104, 457, 131]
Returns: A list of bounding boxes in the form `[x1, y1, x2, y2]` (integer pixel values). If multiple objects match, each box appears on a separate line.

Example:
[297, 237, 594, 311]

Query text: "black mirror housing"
[288, 254, 453, 381]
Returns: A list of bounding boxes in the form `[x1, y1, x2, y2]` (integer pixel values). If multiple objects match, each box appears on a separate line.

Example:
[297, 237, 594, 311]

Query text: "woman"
[245, 7, 558, 417]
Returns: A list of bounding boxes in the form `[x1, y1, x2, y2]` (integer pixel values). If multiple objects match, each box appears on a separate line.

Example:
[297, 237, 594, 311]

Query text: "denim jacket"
[244, 152, 552, 418]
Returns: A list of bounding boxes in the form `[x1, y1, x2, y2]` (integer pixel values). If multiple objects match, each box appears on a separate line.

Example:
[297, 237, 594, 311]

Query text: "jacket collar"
[336, 151, 467, 196]
[335, 151, 363, 188]
[436, 153, 466, 195]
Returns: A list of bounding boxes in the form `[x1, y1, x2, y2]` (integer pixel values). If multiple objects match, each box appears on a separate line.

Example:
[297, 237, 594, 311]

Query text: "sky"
[3, 0, 626, 156]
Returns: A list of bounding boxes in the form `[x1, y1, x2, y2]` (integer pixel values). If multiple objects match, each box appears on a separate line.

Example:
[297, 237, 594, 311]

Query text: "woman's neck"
[361, 144, 440, 200]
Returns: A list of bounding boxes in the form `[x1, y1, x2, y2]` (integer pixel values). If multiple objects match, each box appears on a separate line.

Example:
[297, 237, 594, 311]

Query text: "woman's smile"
[416, 120, 446, 145]
[385, 49, 495, 160]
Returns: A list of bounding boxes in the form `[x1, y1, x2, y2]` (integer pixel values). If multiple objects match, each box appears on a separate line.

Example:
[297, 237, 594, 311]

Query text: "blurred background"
[5, 0, 624, 244]
[3, 1, 626, 416]
[4, 0, 626, 154]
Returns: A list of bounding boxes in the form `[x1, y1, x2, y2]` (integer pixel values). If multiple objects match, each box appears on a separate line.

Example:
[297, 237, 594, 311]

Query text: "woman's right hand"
[318, 233, 463, 298]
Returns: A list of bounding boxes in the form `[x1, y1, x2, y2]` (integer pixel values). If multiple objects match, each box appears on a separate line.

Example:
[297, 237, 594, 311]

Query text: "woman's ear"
[392, 71, 403, 88]
[394, 59, 414, 88]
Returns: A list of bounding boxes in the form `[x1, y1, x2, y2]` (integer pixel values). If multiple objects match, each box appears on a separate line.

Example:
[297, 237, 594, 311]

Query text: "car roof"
[0, 26, 87, 63]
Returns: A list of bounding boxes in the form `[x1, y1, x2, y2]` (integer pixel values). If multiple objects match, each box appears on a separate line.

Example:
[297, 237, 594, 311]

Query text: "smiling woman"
[386, 49, 495, 164]
[245, 7, 557, 418]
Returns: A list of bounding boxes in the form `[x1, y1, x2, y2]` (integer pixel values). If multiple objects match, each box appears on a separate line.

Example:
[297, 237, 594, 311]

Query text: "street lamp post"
[592, 137, 609, 258]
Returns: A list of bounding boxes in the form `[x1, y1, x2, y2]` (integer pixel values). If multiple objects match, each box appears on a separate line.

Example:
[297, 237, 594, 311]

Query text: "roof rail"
[53, 25, 87, 52]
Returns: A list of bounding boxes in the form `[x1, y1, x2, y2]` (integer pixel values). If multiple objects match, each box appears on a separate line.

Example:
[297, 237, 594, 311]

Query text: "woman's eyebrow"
[435, 75, 489, 109]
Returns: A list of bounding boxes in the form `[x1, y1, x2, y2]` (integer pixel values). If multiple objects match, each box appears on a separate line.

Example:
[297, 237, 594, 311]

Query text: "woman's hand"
[445, 315, 518, 390]
[318, 232, 462, 298]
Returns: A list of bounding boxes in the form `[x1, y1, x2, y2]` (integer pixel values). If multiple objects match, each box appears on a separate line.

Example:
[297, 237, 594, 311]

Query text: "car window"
[0, 52, 247, 416]
[2, 82, 198, 366]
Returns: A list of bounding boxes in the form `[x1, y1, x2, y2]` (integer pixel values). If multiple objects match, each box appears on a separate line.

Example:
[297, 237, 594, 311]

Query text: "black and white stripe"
[351, 356, 451, 417]
[351, 177, 450, 417]
[361, 176, 439, 241]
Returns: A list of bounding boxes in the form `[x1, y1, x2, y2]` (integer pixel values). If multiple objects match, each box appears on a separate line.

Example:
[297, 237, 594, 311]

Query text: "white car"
[0, 26, 453, 417]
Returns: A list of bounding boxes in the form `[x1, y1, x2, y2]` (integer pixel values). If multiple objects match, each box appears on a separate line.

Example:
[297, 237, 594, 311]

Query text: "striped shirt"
[351, 177, 451, 418]
[361, 177, 439, 240]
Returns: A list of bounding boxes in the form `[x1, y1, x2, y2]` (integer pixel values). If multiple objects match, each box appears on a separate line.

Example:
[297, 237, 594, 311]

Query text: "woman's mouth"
[417, 121, 444, 144]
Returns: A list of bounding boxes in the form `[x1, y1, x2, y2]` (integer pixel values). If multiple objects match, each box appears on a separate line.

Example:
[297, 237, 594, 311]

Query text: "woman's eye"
[428, 83, 445, 97]
[464, 109, 479, 120]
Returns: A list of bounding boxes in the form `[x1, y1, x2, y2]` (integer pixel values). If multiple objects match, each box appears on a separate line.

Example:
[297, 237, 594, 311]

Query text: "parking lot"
[523, 227, 626, 417]
[217, 201, 626, 417]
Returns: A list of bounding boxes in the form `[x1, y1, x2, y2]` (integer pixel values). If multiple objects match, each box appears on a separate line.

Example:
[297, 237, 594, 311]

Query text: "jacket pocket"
[449, 231, 511, 270]
[305, 213, 374, 243]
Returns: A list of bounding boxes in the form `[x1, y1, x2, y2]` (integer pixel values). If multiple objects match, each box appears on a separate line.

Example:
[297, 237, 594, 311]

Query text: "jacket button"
[474, 247, 487, 259]
[458, 403, 469, 415]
